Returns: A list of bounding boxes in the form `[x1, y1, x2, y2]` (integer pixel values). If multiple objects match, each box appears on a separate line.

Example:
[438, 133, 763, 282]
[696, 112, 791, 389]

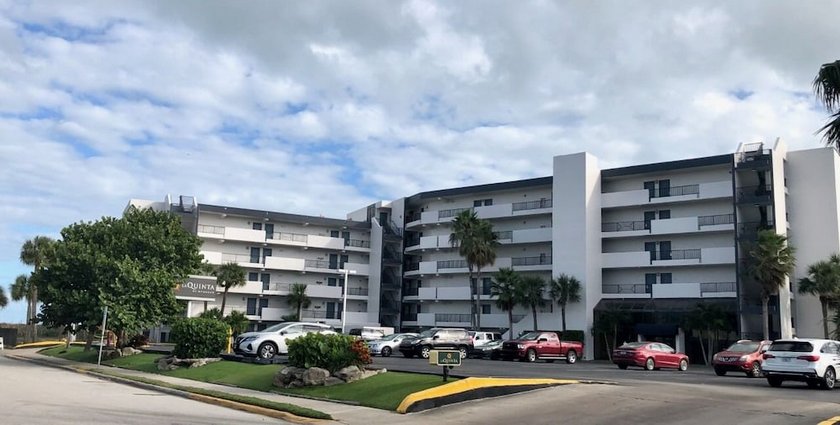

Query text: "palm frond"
[814, 60, 840, 113]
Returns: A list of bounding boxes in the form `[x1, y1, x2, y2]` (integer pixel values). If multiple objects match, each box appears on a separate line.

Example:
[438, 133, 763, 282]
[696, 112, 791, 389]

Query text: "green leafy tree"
[198, 308, 223, 320]
[214, 262, 246, 315]
[518, 275, 546, 331]
[591, 309, 629, 361]
[288, 283, 311, 320]
[492, 268, 522, 340]
[549, 274, 582, 332]
[744, 230, 796, 340]
[798, 254, 840, 338]
[814, 60, 840, 148]
[224, 310, 251, 337]
[449, 210, 499, 330]
[685, 303, 732, 365]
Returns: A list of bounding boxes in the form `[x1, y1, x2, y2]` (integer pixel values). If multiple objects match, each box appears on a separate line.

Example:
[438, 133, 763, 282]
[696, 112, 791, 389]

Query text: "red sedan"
[613, 342, 689, 371]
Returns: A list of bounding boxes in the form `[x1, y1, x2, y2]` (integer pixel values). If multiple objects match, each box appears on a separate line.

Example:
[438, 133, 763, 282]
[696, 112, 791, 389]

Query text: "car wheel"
[420, 346, 431, 359]
[767, 376, 783, 388]
[257, 342, 277, 359]
[566, 350, 578, 364]
[617, 364, 628, 370]
[714, 367, 726, 376]
[821, 367, 836, 390]
[749, 362, 761, 378]
[381, 346, 392, 357]
[459, 346, 468, 359]
[644, 357, 655, 371]
[679, 359, 688, 372]
[526, 349, 537, 363]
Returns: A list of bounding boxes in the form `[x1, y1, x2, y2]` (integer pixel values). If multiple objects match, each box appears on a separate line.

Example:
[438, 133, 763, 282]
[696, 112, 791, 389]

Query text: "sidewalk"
[4, 348, 403, 425]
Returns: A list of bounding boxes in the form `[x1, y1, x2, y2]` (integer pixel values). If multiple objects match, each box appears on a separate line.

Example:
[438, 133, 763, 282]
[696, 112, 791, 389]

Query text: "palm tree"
[20, 236, 54, 341]
[224, 310, 251, 337]
[287, 283, 311, 320]
[518, 275, 546, 331]
[744, 230, 796, 340]
[214, 262, 246, 315]
[549, 274, 582, 332]
[592, 308, 629, 361]
[685, 303, 731, 365]
[492, 268, 521, 340]
[450, 210, 499, 330]
[10, 274, 34, 341]
[814, 60, 840, 148]
[798, 254, 840, 338]
[0, 285, 8, 309]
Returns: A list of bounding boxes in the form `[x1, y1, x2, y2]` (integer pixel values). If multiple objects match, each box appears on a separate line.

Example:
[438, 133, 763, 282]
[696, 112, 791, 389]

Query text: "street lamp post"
[338, 268, 357, 334]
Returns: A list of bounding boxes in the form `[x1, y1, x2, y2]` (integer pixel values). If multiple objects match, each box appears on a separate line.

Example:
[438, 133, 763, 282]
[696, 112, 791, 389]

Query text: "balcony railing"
[405, 262, 420, 271]
[221, 253, 262, 264]
[435, 313, 471, 323]
[439, 208, 472, 219]
[438, 259, 468, 269]
[738, 221, 774, 241]
[346, 287, 369, 296]
[403, 287, 419, 296]
[401, 313, 418, 321]
[304, 259, 334, 269]
[650, 184, 700, 199]
[735, 150, 771, 169]
[698, 214, 735, 226]
[700, 282, 736, 294]
[602, 220, 647, 232]
[736, 185, 773, 204]
[263, 283, 290, 292]
[198, 224, 225, 235]
[345, 239, 371, 248]
[301, 309, 341, 319]
[493, 230, 513, 240]
[649, 249, 701, 261]
[512, 256, 552, 266]
[602, 283, 649, 294]
[512, 199, 553, 211]
[270, 232, 308, 243]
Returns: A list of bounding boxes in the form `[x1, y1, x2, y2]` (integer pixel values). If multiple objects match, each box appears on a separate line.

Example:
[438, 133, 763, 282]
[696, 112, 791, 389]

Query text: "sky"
[1, 0, 838, 323]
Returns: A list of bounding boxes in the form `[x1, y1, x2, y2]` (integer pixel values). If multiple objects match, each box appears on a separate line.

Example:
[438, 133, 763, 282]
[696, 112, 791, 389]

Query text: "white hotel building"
[131, 139, 840, 359]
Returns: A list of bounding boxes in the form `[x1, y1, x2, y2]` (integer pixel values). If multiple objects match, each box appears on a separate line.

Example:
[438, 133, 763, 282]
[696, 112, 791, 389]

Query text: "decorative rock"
[121, 347, 139, 356]
[286, 380, 304, 388]
[189, 359, 207, 368]
[335, 366, 363, 383]
[302, 367, 330, 386]
[274, 367, 303, 387]
[156, 358, 170, 371]
[324, 377, 344, 387]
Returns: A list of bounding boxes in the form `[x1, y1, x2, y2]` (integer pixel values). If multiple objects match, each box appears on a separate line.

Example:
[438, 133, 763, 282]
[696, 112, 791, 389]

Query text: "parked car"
[469, 331, 503, 348]
[500, 331, 583, 364]
[398, 328, 473, 359]
[469, 339, 504, 359]
[234, 322, 335, 359]
[762, 338, 840, 390]
[367, 333, 418, 357]
[348, 326, 395, 342]
[712, 340, 771, 377]
[613, 342, 689, 371]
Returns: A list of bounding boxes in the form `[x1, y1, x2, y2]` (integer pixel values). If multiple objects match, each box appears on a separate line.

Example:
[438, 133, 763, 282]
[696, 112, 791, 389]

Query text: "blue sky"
[1, 0, 838, 323]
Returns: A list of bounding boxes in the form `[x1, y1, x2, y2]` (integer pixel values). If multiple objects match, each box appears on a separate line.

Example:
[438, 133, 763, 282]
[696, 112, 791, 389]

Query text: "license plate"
[782, 357, 791, 362]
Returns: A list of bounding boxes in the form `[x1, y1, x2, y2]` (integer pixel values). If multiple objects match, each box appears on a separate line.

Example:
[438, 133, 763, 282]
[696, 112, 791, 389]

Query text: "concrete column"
[676, 328, 685, 353]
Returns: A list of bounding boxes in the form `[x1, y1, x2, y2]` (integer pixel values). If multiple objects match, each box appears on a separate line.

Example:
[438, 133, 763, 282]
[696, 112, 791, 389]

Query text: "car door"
[651, 344, 671, 367]
[545, 333, 561, 357]
[661, 343, 679, 367]
[822, 341, 840, 375]
[278, 324, 304, 352]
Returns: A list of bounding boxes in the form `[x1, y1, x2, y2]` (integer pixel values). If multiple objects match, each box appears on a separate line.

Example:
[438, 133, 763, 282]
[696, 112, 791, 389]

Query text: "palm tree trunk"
[221, 287, 229, 316]
[31, 288, 38, 342]
[532, 305, 538, 331]
[762, 294, 770, 340]
[23, 300, 32, 343]
[297, 303, 302, 321]
[508, 309, 514, 341]
[604, 333, 612, 361]
[468, 267, 476, 330]
[475, 268, 482, 331]
[561, 304, 567, 332]
[84, 328, 94, 352]
[821, 297, 830, 339]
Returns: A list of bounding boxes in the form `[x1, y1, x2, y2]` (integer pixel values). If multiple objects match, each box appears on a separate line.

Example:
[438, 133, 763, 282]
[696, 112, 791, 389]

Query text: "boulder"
[105, 349, 123, 360]
[286, 380, 304, 388]
[302, 367, 330, 386]
[189, 359, 207, 368]
[336, 366, 363, 383]
[324, 377, 344, 387]
[275, 367, 304, 387]
[156, 358, 170, 371]
[121, 347, 139, 356]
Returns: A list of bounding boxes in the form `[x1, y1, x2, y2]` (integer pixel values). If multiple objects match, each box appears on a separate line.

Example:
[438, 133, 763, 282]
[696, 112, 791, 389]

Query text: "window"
[258, 298, 268, 315]
[262, 248, 272, 261]
[248, 272, 259, 282]
[658, 241, 671, 260]
[644, 211, 656, 229]
[473, 199, 493, 207]
[660, 273, 672, 284]
[250, 247, 261, 263]
[645, 273, 656, 293]
[246, 298, 257, 315]
[260, 273, 270, 290]
[658, 179, 671, 197]
[283, 325, 303, 335]
[658, 210, 671, 220]
[644, 181, 656, 198]
[264, 223, 274, 239]
[340, 254, 348, 268]
[252, 222, 262, 231]
[481, 304, 491, 314]
[482, 278, 492, 295]
[327, 277, 337, 287]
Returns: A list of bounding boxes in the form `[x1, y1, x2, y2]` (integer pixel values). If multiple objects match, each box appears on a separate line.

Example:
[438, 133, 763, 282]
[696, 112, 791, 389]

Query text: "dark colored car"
[713, 340, 771, 377]
[469, 339, 504, 359]
[500, 331, 583, 364]
[613, 342, 689, 371]
[398, 327, 473, 359]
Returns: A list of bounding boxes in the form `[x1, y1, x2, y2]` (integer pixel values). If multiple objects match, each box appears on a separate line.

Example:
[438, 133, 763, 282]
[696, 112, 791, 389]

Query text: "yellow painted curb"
[818, 416, 840, 425]
[396, 377, 579, 413]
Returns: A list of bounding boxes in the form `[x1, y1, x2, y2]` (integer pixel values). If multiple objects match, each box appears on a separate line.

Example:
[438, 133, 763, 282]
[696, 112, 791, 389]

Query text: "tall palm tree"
[450, 210, 499, 330]
[10, 274, 34, 341]
[287, 283, 311, 320]
[214, 262, 246, 315]
[549, 274, 582, 332]
[0, 285, 8, 309]
[744, 230, 796, 340]
[492, 268, 521, 340]
[798, 254, 840, 338]
[814, 59, 840, 148]
[518, 275, 546, 332]
[20, 236, 54, 341]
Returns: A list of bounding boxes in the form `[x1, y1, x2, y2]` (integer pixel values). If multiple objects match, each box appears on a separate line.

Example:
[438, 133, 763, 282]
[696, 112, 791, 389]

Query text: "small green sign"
[430, 350, 461, 366]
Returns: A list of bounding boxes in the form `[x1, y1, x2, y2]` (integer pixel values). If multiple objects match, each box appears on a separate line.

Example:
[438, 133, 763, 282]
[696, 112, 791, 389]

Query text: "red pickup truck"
[500, 331, 583, 364]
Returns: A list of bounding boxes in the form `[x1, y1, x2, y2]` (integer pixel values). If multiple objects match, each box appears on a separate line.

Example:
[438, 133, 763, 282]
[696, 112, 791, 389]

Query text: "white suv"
[762, 338, 840, 390]
[234, 322, 336, 359]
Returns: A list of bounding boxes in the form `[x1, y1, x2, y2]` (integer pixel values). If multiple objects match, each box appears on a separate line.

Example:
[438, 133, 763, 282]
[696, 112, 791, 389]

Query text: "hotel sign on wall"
[175, 276, 218, 300]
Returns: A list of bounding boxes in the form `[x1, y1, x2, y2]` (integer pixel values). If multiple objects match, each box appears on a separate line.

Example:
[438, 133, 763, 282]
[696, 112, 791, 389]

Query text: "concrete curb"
[4, 353, 331, 424]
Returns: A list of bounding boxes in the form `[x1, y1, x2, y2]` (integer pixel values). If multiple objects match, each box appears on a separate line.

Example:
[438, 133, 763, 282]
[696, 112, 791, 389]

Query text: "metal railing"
[197, 224, 225, 235]
[435, 313, 471, 323]
[698, 214, 735, 226]
[381, 220, 403, 238]
[650, 184, 700, 198]
[512, 199, 553, 211]
[438, 207, 472, 219]
[438, 259, 468, 269]
[602, 283, 649, 294]
[736, 185, 773, 204]
[602, 221, 647, 232]
[221, 253, 262, 264]
[493, 230, 513, 240]
[735, 149, 771, 168]
[269, 232, 308, 243]
[405, 237, 421, 248]
[738, 221, 774, 240]
[304, 259, 334, 269]
[346, 287, 368, 296]
[512, 256, 552, 266]
[405, 214, 422, 223]
[263, 283, 290, 292]
[345, 239, 371, 248]
[700, 282, 736, 294]
[301, 310, 341, 319]
[650, 249, 701, 261]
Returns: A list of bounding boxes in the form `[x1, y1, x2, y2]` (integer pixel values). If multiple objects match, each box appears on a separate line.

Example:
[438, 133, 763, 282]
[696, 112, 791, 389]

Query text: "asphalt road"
[0, 354, 285, 425]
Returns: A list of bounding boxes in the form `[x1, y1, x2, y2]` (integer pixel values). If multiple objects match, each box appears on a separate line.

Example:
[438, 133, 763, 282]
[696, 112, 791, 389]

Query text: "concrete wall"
[771, 139, 793, 339]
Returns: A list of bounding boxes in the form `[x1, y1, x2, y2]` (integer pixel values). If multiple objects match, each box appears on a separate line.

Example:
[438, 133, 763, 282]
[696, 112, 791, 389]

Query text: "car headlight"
[241, 337, 256, 343]
[517, 344, 525, 349]
[739, 355, 749, 362]
[713, 354, 719, 361]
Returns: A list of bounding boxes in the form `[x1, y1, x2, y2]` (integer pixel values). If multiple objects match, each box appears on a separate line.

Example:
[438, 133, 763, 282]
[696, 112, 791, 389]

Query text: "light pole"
[338, 268, 357, 334]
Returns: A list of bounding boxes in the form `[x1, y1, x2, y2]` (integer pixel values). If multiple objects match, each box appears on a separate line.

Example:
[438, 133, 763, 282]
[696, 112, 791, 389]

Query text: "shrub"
[198, 308, 223, 320]
[288, 333, 372, 373]
[223, 311, 250, 337]
[562, 330, 585, 343]
[128, 334, 149, 348]
[171, 318, 228, 358]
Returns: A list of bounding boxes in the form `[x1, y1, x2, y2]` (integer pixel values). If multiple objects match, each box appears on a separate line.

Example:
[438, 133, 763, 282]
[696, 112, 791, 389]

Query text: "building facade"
[131, 139, 840, 359]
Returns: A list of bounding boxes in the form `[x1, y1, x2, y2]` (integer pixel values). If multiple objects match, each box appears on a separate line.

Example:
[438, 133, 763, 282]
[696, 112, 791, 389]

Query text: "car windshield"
[519, 331, 542, 340]
[725, 342, 760, 353]
[263, 323, 290, 333]
[378, 333, 401, 341]
[618, 342, 648, 349]
[418, 329, 436, 338]
[769, 341, 814, 352]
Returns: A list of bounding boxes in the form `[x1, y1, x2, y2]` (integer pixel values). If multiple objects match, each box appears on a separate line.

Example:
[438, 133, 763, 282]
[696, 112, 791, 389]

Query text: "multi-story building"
[131, 139, 840, 359]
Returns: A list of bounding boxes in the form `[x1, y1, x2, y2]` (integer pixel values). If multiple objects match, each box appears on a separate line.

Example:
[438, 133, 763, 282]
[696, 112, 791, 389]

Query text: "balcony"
[435, 313, 472, 325]
[602, 283, 651, 299]
[601, 282, 737, 299]
[601, 180, 733, 208]
[406, 200, 553, 229]
[260, 307, 289, 321]
[735, 149, 771, 170]
[438, 259, 468, 269]
[511, 256, 552, 271]
[227, 280, 264, 294]
[346, 287, 369, 297]
[344, 239, 371, 252]
[416, 286, 472, 301]
[344, 311, 368, 325]
[305, 285, 343, 299]
[401, 313, 418, 322]
[267, 231, 308, 246]
[602, 214, 734, 238]
[439, 208, 472, 219]
[201, 251, 266, 268]
[403, 287, 419, 297]
[301, 309, 342, 320]
[736, 185, 773, 205]
[512, 198, 553, 212]
[263, 282, 291, 294]
[602, 247, 735, 268]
